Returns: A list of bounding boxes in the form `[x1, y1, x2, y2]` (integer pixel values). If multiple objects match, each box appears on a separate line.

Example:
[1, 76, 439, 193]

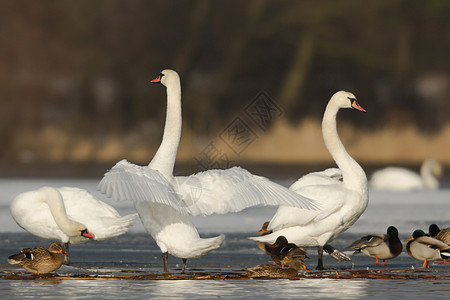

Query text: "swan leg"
[317, 246, 324, 270]
[63, 243, 70, 265]
[181, 258, 187, 274]
[162, 252, 169, 273]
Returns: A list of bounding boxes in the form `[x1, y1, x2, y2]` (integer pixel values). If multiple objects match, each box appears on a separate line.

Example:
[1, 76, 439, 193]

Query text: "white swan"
[10, 186, 138, 264]
[369, 158, 443, 191]
[250, 91, 368, 270]
[98, 69, 317, 273]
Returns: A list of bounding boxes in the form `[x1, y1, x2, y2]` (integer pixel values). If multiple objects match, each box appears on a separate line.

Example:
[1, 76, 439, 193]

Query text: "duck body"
[405, 229, 450, 268]
[250, 91, 368, 269]
[244, 264, 299, 278]
[429, 224, 450, 245]
[264, 236, 309, 270]
[348, 226, 402, 265]
[369, 159, 442, 191]
[8, 242, 65, 274]
[10, 186, 138, 263]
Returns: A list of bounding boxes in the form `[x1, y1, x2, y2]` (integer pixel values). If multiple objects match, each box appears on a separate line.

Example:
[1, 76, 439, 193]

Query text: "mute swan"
[348, 226, 402, 266]
[10, 186, 138, 264]
[250, 91, 368, 270]
[98, 69, 317, 273]
[405, 229, 450, 268]
[369, 158, 443, 191]
[8, 242, 66, 274]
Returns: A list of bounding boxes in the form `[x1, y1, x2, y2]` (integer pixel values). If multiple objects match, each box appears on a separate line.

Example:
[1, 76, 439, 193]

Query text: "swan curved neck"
[41, 188, 85, 236]
[421, 162, 438, 189]
[148, 81, 182, 180]
[322, 102, 366, 191]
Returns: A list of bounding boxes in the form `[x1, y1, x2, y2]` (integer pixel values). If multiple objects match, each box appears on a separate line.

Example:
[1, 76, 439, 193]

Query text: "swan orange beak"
[151, 74, 162, 83]
[351, 101, 366, 112]
[81, 230, 95, 239]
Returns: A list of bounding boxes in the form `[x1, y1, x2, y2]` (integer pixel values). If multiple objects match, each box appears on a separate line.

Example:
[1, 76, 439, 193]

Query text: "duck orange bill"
[352, 101, 366, 112]
[150, 75, 162, 83]
[404, 237, 414, 242]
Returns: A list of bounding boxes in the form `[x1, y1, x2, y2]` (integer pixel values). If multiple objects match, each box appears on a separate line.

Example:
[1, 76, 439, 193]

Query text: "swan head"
[68, 227, 95, 244]
[331, 91, 366, 112]
[150, 69, 180, 88]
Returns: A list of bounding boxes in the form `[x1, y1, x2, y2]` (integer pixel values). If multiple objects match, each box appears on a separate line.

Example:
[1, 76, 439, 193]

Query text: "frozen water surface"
[0, 178, 449, 299]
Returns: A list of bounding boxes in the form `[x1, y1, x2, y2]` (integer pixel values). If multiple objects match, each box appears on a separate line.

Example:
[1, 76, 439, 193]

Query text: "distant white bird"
[369, 158, 443, 191]
[250, 91, 368, 270]
[99, 69, 317, 273]
[10, 186, 138, 264]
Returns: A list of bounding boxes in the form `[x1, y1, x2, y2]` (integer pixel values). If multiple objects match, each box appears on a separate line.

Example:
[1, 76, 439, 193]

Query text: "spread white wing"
[98, 160, 189, 215]
[98, 160, 318, 216]
[172, 166, 319, 216]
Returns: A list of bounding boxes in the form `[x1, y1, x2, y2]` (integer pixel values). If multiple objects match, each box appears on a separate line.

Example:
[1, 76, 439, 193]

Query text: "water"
[0, 178, 449, 299]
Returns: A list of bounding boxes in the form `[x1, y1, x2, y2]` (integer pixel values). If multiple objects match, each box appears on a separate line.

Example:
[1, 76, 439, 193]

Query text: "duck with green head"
[405, 229, 450, 268]
[348, 226, 402, 266]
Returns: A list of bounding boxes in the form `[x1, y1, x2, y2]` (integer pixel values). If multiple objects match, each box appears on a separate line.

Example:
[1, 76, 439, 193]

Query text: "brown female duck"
[8, 242, 66, 274]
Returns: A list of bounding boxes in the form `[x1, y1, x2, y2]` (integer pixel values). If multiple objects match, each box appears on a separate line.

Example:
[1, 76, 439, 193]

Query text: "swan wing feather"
[98, 159, 189, 215]
[173, 166, 319, 216]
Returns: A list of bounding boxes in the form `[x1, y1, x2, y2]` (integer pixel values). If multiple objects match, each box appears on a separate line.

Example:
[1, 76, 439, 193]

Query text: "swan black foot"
[323, 244, 352, 262]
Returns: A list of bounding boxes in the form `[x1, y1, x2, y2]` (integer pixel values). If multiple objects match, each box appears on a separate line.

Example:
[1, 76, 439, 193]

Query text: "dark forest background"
[0, 0, 449, 175]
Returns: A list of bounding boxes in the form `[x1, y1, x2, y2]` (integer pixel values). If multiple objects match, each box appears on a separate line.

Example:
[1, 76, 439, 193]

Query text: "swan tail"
[248, 235, 277, 244]
[190, 234, 225, 257]
[94, 213, 139, 240]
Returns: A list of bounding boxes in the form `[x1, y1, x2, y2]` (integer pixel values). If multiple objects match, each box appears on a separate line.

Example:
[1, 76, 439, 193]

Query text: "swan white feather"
[249, 91, 368, 269]
[98, 69, 318, 272]
[10, 186, 138, 262]
[369, 158, 442, 191]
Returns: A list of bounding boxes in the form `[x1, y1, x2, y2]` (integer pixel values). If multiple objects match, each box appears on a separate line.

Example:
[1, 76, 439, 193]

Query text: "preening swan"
[98, 69, 317, 273]
[10, 186, 138, 264]
[250, 91, 368, 270]
[369, 158, 443, 191]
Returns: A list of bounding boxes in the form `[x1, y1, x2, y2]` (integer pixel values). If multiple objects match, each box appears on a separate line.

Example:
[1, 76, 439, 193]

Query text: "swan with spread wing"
[98, 69, 317, 273]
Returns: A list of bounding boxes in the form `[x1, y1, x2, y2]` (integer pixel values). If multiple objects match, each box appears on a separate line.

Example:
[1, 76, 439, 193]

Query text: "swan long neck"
[40, 187, 85, 236]
[148, 80, 182, 180]
[321, 102, 366, 192]
[420, 160, 439, 189]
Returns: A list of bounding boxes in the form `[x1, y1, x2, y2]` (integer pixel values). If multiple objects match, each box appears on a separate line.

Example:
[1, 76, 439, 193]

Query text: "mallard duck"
[405, 229, 450, 268]
[244, 264, 299, 278]
[264, 236, 309, 271]
[348, 226, 403, 266]
[8, 242, 66, 274]
[429, 224, 450, 245]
